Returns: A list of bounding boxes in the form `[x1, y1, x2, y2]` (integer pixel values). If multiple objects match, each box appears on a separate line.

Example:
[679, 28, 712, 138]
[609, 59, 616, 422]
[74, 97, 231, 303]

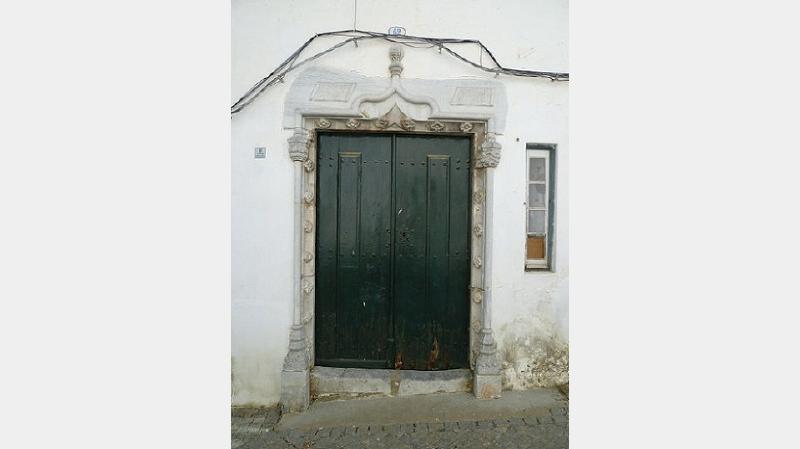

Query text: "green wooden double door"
[315, 133, 471, 370]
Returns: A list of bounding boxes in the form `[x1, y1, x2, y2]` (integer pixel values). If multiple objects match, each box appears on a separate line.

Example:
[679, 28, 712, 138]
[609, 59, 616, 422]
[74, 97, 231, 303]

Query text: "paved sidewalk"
[232, 389, 568, 449]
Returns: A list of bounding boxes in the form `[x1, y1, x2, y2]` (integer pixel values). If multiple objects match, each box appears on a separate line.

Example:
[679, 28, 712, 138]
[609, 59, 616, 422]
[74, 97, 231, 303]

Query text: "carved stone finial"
[389, 45, 404, 77]
[476, 133, 502, 168]
[287, 128, 309, 162]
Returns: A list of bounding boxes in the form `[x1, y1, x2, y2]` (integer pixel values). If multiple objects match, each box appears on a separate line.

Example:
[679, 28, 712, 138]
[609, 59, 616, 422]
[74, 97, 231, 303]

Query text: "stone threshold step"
[310, 367, 471, 399]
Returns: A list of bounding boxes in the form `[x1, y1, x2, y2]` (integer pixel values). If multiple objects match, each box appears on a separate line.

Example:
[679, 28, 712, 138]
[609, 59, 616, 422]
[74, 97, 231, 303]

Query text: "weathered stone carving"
[306, 130, 315, 150]
[476, 133, 502, 168]
[303, 252, 313, 263]
[283, 324, 309, 371]
[345, 118, 361, 129]
[373, 104, 415, 131]
[303, 159, 314, 172]
[316, 118, 332, 129]
[471, 319, 482, 332]
[303, 191, 314, 205]
[303, 220, 313, 233]
[287, 128, 309, 162]
[471, 289, 484, 303]
[429, 121, 445, 132]
[302, 279, 314, 294]
[460, 122, 473, 132]
[474, 329, 501, 375]
[374, 118, 390, 129]
[473, 190, 485, 204]
[473, 224, 484, 237]
[389, 45, 404, 77]
[472, 256, 483, 269]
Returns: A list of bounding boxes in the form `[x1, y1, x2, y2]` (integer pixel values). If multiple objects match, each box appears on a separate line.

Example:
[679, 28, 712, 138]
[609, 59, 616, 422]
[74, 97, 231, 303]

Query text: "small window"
[526, 144, 556, 270]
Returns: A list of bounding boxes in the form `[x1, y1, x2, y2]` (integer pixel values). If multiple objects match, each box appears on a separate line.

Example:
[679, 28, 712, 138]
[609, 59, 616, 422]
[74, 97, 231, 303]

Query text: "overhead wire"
[231, 30, 569, 115]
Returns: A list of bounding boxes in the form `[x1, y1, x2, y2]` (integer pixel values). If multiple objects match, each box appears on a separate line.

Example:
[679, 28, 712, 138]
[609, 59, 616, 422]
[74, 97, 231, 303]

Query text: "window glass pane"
[529, 158, 546, 182]
[527, 236, 545, 259]
[528, 210, 546, 234]
[528, 183, 546, 208]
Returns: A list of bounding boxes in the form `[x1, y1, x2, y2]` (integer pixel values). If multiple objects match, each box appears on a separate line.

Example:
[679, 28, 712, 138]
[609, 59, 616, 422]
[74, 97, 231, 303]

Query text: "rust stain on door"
[426, 337, 440, 370]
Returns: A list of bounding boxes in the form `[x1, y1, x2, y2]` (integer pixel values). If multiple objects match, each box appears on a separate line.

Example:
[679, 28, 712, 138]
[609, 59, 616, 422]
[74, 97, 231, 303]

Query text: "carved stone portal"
[281, 51, 505, 409]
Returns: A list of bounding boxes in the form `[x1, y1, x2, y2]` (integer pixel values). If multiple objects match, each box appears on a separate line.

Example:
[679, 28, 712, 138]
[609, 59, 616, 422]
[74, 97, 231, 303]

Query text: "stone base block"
[281, 369, 310, 413]
[473, 373, 502, 399]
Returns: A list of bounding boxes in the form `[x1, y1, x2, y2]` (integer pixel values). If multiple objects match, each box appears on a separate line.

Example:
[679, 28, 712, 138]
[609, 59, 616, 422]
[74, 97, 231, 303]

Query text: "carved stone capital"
[476, 133, 502, 168]
[287, 128, 310, 162]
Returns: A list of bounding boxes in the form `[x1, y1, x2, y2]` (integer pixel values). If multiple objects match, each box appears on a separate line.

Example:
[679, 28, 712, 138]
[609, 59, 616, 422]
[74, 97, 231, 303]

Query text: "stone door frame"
[280, 46, 505, 413]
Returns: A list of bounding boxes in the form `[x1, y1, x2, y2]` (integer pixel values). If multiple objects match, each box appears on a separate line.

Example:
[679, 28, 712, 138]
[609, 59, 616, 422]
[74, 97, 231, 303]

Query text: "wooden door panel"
[393, 135, 470, 370]
[315, 133, 469, 370]
[315, 134, 393, 367]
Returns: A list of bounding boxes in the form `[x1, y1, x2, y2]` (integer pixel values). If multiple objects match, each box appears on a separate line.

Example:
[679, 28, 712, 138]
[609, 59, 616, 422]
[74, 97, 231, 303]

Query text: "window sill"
[525, 261, 551, 272]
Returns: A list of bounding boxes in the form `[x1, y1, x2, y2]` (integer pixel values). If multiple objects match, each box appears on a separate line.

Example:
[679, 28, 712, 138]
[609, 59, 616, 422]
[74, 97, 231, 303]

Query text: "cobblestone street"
[232, 404, 568, 449]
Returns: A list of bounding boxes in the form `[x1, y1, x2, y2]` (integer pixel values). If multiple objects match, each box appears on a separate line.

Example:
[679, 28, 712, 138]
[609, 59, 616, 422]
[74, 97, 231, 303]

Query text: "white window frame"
[526, 148, 552, 270]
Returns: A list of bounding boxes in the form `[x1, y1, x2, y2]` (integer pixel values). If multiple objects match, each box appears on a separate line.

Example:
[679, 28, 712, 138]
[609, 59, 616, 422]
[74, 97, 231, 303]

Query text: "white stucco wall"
[232, 0, 568, 406]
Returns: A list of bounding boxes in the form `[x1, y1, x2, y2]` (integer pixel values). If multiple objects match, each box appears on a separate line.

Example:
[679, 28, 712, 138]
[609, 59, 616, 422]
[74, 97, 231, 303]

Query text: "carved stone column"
[281, 128, 311, 413]
[473, 133, 503, 399]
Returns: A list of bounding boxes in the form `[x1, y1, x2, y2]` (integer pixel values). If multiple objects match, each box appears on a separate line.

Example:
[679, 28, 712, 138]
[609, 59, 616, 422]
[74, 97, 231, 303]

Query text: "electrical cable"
[231, 29, 569, 115]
